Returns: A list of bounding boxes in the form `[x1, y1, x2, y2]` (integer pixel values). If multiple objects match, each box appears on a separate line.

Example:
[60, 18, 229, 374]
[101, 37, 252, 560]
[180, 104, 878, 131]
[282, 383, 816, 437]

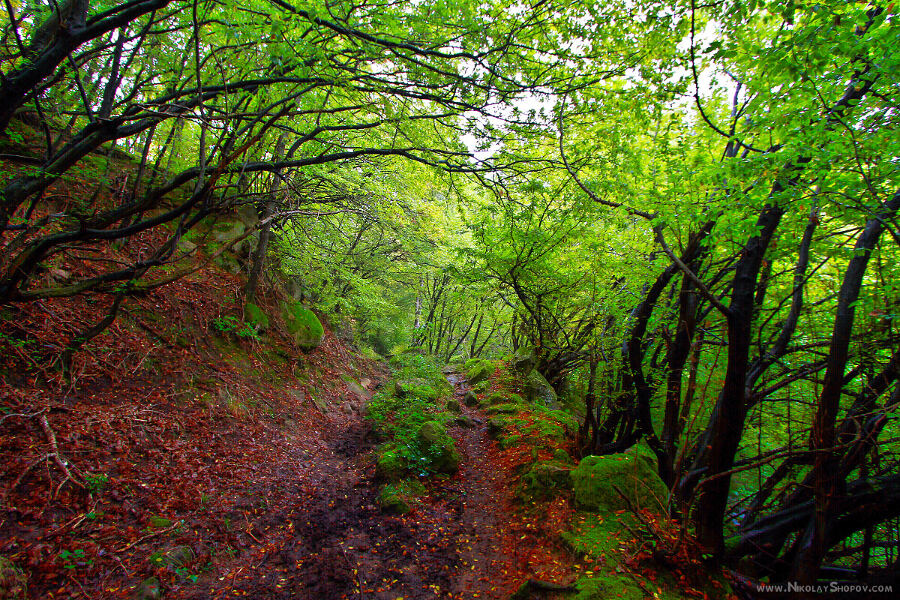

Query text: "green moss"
[395, 378, 441, 401]
[243, 302, 269, 331]
[465, 359, 494, 384]
[485, 403, 523, 415]
[571, 454, 667, 513]
[416, 420, 460, 474]
[517, 461, 572, 501]
[378, 479, 426, 514]
[483, 391, 523, 406]
[279, 301, 324, 350]
[375, 444, 408, 482]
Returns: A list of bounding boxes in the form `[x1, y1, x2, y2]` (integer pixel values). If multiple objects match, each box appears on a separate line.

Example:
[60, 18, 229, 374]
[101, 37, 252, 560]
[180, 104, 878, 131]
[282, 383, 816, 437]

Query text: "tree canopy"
[2, 0, 899, 590]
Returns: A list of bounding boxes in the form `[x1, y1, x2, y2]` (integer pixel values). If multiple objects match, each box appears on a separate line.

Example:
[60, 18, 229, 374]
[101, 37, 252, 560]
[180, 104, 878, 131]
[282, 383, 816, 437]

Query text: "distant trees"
[0, 0, 584, 307]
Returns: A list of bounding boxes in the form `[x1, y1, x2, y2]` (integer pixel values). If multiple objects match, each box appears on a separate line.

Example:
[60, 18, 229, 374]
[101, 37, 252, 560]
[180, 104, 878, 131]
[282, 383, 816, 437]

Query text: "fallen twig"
[115, 521, 181, 553]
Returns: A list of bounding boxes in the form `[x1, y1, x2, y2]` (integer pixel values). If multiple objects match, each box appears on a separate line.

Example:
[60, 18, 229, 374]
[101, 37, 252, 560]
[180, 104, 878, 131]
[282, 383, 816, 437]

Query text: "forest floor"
[1, 292, 584, 600]
[176, 370, 580, 600]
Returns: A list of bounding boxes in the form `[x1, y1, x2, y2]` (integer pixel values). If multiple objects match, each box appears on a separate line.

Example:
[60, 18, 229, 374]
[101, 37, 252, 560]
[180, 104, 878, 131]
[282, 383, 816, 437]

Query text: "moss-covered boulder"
[416, 421, 460, 474]
[485, 403, 522, 415]
[518, 461, 572, 501]
[0, 557, 26, 600]
[462, 390, 478, 407]
[445, 399, 461, 413]
[571, 453, 667, 513]
[465, 359, 494, 385]
[244, 302, 269, 331]
[280, 301, 324, 350]
[375, 445, 407, 482]
[134, 576, 161, 600]
[511, 346, 537, 375]
[378, 480, 425, 514]
[523, 369, 559, 409]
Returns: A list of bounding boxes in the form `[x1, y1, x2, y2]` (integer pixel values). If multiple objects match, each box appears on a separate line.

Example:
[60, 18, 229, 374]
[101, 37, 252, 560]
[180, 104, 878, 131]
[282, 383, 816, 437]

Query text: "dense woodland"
[1, 0, 899, 598]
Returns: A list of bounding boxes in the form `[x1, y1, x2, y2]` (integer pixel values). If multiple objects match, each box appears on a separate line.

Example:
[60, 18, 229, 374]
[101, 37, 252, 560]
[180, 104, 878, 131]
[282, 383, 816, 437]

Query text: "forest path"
[177, 370, 525, 600]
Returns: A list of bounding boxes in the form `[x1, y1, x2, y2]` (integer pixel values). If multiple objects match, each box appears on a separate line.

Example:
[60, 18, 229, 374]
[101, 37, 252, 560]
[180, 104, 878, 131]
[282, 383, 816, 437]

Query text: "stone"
[445, 399, 461, 413]
[518, 461, 572, 501]
[453, 414, 476, 428]
[375, 445, 407, 482]
[0, 556, 26, 600]
[163, 546, 193, 569]
[176, 238, 197, 254]
[511, 347, 537, 375]
[345, 381, 369, 403]
[522, 370, 559, 409]
[243, 302, 269, 331]
[465, 359, 494, 385]
[416, 421, 460, 474]
[462, 390, 478, 407]
[279, 302, 324, 350]
[571, 454, 667, 514]
[134, 576, 161, 600]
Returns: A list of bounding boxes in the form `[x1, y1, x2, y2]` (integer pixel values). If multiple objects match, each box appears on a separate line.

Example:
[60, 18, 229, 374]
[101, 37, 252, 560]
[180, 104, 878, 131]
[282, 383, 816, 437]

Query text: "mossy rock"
[378, 480, 426, 515]
[523, 369, 559, 409]
[472, 380, 489, 393]
[485, 403, 522, 415]
[279, 301, 324, 350]
[445, 399, 461, 413]
[518, 461, 572, 501]
[499, 433, 523, 449]
[416, 421, 460, 474]
[571, 454, 667, 513]
[243, 302, 269, 331]
[486, 416, 509, 438]
[0, 556, 26, 600]
[148, 515, 173, 529]
[375, 445, 407, 482]
[134, 576, 161, 600]
[453, 414, 476, 428]
[462, 390, 478, 407]
[511, 346, 537, 375]
[465, 359, 494, 385]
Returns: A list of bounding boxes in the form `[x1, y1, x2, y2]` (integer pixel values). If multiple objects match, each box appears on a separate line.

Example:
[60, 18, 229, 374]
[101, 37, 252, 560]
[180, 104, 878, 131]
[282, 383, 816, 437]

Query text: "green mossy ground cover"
[368, 352, 459, 501]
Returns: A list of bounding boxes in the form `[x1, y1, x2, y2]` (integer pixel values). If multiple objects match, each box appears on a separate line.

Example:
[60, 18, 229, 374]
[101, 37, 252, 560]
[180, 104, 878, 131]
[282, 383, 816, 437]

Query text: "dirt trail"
[180, 370, 520, 600]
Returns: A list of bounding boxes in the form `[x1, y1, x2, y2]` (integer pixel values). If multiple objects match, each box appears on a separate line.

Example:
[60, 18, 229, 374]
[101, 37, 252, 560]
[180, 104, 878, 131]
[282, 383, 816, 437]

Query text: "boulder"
[511, 347, 537, 375]
[134, 576, 161, 600]
[462, 390, 478, 407]
[518, 461, 572, 501]
[465, 359, 494, 385]
[453, 414, 477, 428]
[445, 399, 461, 413]
[416, 421, 460, 474]
[375, 445, 407, 482]
[243, 302, 269, 331]
[523, 370, 559, 409]
[571, 453, 667, 514]
[279, 302, 324, 350]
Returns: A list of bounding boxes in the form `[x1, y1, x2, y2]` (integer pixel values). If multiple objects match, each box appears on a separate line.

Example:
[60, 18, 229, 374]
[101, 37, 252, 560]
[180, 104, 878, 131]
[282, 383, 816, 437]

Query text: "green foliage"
[83, 473, 109, 494]
[211, 316, 260, 341]
[58, 549, 92, 571]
